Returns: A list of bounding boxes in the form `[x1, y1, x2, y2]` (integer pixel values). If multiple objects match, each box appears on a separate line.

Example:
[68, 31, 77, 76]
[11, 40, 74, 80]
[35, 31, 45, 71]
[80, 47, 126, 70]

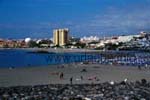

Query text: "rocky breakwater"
[0, 79, 150, 100]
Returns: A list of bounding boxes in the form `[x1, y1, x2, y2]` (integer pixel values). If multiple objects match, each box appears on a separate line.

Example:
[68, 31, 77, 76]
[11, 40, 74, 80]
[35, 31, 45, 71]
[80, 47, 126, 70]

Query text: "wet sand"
[0, 64, 150, 87]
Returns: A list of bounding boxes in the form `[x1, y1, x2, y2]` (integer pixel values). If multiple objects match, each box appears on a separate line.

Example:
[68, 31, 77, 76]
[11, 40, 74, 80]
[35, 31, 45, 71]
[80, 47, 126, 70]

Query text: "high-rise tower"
[53, 28, 69, 46]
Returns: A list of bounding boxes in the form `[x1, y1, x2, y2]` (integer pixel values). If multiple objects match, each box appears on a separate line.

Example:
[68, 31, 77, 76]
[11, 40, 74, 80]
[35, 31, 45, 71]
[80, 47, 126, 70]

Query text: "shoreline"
[0, 48, 103, 53]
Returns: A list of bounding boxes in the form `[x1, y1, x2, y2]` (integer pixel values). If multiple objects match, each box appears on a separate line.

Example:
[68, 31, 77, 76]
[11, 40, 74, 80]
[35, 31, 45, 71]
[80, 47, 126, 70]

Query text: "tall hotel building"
[53, 28, 69, 46]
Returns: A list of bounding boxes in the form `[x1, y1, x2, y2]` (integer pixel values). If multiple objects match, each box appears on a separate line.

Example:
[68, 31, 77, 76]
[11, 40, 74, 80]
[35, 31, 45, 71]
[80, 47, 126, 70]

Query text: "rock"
[84, 97, 91, 100]
[0, 80, 150, 99]
[110, 81, 115, 85]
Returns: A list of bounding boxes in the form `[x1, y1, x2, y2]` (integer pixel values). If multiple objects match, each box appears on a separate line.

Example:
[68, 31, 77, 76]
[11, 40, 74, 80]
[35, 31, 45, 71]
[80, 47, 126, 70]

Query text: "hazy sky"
[0, 0, 150, 39]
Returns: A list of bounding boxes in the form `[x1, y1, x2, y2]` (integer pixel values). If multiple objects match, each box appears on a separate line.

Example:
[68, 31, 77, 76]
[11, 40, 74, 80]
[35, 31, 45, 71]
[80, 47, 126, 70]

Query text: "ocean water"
[0, 49, 100, 68]
[1, 49, 150, 68]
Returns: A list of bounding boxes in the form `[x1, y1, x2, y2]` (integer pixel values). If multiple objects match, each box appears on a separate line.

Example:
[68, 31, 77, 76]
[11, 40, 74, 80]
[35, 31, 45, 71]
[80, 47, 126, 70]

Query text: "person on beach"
[138, 65, 141, 70]
[70, 77, 73, 84]
[81, 68, 87, 72]
[59, 72, 64, 79]
[145, 64, 148, 69]
[81, 76, 83, 80]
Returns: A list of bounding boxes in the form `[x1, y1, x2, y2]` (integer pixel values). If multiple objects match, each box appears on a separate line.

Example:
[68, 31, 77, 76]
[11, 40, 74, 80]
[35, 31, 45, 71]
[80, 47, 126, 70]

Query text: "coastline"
[0, 48, 102, 53]
[0, 63, 150, 87]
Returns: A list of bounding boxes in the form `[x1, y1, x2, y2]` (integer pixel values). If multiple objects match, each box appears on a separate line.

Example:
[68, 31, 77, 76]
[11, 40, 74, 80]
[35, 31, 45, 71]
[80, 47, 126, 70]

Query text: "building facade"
[53, 28, 69, 46]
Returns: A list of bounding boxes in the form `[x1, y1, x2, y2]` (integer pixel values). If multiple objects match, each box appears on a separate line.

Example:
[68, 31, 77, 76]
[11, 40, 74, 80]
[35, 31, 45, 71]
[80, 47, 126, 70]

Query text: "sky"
[0, 0, 150, 39]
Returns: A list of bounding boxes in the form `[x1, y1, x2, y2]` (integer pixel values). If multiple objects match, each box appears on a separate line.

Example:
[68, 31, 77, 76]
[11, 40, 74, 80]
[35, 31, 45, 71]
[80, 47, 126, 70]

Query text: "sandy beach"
[0, 63, 150, 87]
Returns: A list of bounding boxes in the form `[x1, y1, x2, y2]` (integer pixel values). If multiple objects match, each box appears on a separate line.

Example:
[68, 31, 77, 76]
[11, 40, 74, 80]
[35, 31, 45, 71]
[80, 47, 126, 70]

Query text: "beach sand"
[0, 64, 150, 87]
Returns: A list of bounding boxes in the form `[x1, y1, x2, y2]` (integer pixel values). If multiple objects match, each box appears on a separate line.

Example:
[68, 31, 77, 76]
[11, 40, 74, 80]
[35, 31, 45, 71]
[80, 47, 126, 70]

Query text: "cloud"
[1, 0, 150, 38]
[73, 5, 150, 36]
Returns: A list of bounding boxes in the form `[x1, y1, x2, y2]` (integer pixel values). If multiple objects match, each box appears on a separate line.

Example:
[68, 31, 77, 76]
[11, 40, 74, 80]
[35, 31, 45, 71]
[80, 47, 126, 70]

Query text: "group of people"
[59, 72, 82, 85]
[59, 72, 73, 84]
[58, 69, 101, 85]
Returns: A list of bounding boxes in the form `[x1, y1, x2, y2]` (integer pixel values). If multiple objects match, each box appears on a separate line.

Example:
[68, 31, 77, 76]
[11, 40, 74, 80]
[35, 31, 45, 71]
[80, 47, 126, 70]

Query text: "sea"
[0, 49, 150, 68]
[0, 49, 100, 68]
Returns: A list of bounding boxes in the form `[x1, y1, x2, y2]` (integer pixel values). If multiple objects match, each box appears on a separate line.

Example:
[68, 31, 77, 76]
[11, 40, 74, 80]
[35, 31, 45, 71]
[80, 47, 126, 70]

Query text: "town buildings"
[1, 30, 150, 50]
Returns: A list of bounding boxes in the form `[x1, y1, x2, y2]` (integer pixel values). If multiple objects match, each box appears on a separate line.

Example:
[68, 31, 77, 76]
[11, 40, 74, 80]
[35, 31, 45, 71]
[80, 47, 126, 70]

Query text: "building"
[53, 28, 69, 46]
[0, 39, 5, 48]
[80, 36, 99, 43]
